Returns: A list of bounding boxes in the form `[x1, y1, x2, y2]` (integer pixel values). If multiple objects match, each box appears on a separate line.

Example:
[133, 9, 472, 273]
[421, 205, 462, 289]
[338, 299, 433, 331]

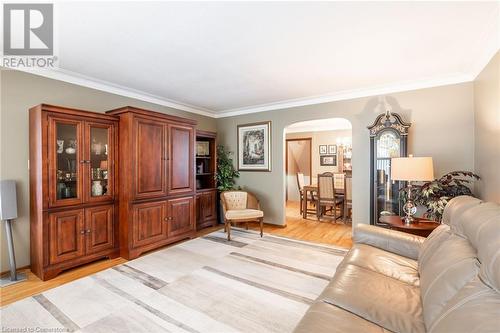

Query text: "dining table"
[302, 184, 344, 219]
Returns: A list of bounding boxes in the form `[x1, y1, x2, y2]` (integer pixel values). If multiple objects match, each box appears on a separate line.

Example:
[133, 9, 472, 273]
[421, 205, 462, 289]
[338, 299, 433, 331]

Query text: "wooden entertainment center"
[29, 104, 217, 280]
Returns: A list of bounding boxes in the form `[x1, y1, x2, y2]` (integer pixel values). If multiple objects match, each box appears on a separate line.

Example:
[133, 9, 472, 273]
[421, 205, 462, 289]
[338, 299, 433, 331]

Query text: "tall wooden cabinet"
[29, 104, 119, 280]
[195, 130, 218, 230]
[106, 107, 196, 259]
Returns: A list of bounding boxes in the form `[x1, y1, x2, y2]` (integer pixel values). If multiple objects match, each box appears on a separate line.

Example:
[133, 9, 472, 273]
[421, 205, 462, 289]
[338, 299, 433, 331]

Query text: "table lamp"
[391, 156, 434, 224]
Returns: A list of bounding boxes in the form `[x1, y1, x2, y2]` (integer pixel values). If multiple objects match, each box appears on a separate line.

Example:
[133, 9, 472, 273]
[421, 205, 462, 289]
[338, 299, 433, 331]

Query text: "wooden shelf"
[196, 173, 214, 176]
[196, 156, 211, 159]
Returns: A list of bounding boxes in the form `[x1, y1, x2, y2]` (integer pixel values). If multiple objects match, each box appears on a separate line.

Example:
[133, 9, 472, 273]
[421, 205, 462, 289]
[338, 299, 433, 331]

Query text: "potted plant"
[215, 145, 240, 223]
[400, 171, 480, 222]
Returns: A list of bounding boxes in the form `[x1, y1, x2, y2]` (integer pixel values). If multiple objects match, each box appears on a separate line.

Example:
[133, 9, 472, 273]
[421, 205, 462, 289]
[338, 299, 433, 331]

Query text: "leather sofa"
[293, 196, 500, 333]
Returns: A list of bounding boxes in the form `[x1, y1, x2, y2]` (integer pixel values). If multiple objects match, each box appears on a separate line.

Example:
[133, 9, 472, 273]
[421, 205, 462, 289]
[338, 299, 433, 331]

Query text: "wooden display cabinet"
[29, 104, 119, 280]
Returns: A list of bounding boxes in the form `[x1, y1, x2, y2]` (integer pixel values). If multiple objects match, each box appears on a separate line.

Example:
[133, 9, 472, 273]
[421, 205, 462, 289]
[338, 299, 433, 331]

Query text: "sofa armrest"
[353, 224, 425, 260]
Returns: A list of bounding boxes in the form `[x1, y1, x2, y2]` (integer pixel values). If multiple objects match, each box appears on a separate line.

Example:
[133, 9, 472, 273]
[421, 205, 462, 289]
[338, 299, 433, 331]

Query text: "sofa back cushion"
[418, 233, 479, 327]
[419, 196, 500, 331]
[440, 195, 481, 226]
[428, 278, 500, 333]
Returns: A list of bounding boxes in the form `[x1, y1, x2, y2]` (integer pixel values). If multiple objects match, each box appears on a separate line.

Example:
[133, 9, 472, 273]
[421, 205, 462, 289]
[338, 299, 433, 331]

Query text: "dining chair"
[317, 172, 344, 221]
[343, 176, 352, 222]
[334, 173, 345, 191]
[297, 173, 305, 214]
[220, 190, 264, 241]
[297, 172, 316, 215]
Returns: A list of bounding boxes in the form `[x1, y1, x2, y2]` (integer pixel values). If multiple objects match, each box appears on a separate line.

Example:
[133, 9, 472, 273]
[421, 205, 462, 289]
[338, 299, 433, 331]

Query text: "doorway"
[284, 118, 353, 223]
[286, 138, 312, 202]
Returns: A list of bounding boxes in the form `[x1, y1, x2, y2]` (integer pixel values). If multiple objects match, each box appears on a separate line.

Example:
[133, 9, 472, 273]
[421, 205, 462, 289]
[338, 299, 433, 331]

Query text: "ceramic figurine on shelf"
[65, 140, 76, 154]
[56, 140, 64, 153]
[92, 139, 102, 155]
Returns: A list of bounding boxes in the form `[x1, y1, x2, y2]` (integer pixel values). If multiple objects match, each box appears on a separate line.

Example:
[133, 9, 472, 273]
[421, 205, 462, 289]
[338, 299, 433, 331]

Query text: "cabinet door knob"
[86, 229, 91, 233]
[80, 230, 85, 234]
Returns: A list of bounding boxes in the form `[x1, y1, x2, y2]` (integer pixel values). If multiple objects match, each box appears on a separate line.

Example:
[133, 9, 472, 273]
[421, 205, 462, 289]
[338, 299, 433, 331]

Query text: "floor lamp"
[0, 180, 27, 286]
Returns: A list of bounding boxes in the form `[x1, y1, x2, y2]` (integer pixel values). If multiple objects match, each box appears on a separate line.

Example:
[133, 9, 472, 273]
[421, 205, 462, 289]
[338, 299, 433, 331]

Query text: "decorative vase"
[92, 140, 102, 155]
[56, 140, 64, 153]
[92, 181, 103, 196]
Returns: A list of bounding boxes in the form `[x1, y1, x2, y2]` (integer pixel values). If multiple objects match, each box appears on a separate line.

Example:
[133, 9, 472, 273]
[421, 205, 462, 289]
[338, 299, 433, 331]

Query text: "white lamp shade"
[0, 180, 18, 220]
[391, 157, 434, 181]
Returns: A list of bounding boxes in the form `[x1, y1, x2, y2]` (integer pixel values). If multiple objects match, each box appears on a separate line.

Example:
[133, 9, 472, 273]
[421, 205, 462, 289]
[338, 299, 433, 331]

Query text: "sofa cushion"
[293, 301, 388, 333]
[320, 264, 425, 333]
[342, 243, 419, 286]
[440, 195, 482, 226]
[451, 202, 500, 293]
[428, 278, 500, 333]
[418, 224, 451, 275]
[225, 209, 263, 220]
[418, 233, 479, 328]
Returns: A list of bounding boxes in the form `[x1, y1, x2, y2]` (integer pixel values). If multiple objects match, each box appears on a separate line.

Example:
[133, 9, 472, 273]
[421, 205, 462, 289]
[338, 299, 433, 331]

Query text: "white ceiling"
[28, 1, 500, 117]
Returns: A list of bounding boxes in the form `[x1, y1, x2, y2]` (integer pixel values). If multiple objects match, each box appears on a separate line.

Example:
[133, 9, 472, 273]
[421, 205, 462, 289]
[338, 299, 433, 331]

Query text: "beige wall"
[474, 51, 500, 203]
[0, 69, 216, 272]
[287, 129, 352, 176]
[217, 82, 475, 226]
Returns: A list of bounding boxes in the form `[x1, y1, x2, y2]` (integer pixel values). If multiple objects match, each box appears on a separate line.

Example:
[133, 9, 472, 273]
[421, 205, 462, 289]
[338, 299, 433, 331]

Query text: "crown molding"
[215, 72, 474, 118]
[14, 67, 217, 118]
[10, 65, 483, 120]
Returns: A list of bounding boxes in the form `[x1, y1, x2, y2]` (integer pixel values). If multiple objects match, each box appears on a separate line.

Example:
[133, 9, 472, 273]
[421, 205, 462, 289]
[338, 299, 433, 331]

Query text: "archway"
[283, 118, 353, 235]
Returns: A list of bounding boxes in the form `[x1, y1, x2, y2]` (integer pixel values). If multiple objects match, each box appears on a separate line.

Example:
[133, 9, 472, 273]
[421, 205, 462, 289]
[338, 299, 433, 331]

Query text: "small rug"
[1, 228, 347, 333]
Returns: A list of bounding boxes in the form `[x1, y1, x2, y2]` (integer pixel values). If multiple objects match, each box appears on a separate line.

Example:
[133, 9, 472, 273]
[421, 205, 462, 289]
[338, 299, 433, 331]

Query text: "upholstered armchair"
[220, 191, 264, 241]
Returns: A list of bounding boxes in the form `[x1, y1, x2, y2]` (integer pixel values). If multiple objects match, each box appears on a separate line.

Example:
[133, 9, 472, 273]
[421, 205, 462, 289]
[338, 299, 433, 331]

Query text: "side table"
[379, 215, 440, 237]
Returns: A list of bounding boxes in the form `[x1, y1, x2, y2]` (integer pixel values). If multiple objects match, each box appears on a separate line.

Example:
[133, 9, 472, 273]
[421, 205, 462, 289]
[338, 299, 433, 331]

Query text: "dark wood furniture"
[195, 130, 217, 230]
[302, 184, 344, 219]
[29, 104, 119, 280]
[368, 111, 411, 225]
[379, 215, 440, 237]
[106, 106, 196, 259]
[317, 172, 344, 221]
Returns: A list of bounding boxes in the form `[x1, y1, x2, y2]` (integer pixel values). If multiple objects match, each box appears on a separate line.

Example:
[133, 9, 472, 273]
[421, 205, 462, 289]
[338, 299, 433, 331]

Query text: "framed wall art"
[319, 145, 327, 155]
[328, 144, 337, 154]
[237, 121, 272, 171]
[320, 155, 337, 166]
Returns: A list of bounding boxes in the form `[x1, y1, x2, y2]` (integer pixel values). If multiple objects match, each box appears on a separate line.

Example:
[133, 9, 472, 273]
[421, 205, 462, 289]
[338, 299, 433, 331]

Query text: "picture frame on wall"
[237, 121, 272, 171]
[320, 155, 337, 166]
[319, 145, 327, 155]
[328, 144, 337, 154]
[196, 141, 210, 156]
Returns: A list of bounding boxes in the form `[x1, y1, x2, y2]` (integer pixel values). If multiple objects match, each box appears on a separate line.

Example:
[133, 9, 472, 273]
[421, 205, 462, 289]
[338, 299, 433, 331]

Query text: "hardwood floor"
[0, 201, 352, 307]
[249, 201, 353, 249]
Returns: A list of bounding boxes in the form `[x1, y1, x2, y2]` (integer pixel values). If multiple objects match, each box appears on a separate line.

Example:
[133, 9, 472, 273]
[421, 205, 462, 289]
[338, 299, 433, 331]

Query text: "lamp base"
[402, 215, 415, 225]
[0, 272, 27, 287]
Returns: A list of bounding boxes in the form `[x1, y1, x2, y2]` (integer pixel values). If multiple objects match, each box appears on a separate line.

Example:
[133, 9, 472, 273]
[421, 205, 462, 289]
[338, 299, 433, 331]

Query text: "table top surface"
[379, 215, 440, 230]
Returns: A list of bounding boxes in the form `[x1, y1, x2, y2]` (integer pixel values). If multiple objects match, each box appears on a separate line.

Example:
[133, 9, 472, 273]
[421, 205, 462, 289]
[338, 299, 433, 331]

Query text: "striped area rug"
[1, 228, 347, 333]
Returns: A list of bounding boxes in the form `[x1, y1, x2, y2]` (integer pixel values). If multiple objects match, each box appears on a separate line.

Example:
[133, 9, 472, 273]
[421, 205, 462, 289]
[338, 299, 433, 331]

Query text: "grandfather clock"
[367, 111, 411, 225]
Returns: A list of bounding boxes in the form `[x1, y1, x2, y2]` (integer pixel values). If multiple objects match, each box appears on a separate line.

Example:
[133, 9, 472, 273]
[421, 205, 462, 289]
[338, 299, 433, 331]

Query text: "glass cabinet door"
[374, 130, 403, 219]
[86, 122, 114, 202]
[49, 117, 83, 207]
